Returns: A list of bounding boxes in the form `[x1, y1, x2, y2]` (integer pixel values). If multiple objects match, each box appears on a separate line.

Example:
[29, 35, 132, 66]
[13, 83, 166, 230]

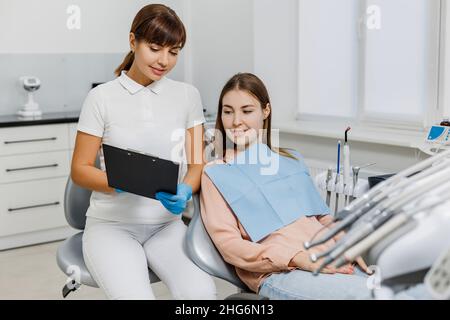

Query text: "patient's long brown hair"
[215, 73, 297, 160]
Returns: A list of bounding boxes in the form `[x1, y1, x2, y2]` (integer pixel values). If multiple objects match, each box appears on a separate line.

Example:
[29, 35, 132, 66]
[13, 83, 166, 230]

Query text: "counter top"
[0, 111, 79, 128]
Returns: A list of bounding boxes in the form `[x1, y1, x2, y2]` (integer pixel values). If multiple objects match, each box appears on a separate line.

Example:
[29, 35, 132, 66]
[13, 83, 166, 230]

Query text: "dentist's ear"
[263, 103, 271, 120]
[129, 32, 136, 53]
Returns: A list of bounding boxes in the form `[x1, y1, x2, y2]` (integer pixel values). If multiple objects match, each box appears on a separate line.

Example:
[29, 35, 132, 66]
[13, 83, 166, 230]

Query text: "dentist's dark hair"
[215, 72, 297, 160]
[115, 4, 186, 76]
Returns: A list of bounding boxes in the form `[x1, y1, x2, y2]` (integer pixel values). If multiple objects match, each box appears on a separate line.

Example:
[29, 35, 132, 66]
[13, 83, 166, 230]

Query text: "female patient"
[200, 74, 430, 299]
[200, 73, 428, 300]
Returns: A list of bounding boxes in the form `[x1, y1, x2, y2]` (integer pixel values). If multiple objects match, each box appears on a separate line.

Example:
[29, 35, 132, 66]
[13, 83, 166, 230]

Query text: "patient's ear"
[263, 103, 271, 120]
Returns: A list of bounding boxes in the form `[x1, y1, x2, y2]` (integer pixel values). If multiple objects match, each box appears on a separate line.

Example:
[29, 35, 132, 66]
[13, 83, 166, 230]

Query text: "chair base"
[62, 280, 81, 298]
[60, 279, 269, 300]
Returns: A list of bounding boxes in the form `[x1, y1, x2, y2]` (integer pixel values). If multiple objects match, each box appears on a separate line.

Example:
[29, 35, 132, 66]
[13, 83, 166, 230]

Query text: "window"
[298, 0, 443, 129]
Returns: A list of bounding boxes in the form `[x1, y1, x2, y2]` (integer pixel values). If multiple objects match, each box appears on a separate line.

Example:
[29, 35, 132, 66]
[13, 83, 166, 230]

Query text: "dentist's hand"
[155, 183, 193, 215]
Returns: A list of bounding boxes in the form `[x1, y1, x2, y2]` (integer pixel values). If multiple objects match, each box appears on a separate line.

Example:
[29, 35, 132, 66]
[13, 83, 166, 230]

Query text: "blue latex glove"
[155, 183, 193, 215]
[115, 188, 125, 193]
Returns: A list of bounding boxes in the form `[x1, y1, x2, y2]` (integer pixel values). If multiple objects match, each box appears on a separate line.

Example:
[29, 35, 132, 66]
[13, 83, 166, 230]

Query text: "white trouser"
[82, 216, 217, 300]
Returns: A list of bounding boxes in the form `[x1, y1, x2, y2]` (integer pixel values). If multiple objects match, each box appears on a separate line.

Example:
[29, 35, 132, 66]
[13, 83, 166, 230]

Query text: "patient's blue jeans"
[258, 268, 431, 300]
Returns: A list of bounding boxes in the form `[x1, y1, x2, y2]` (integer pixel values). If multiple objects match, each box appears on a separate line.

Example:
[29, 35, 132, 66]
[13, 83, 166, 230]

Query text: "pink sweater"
[200, 158, 338, 293]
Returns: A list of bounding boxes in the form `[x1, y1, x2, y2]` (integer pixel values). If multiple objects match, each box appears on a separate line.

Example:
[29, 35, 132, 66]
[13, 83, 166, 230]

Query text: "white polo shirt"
[77, 71, 205, 224]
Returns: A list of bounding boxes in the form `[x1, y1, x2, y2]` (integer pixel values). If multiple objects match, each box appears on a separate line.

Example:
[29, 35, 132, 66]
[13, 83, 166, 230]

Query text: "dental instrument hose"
[312, 168, 450, 274]
[304, 151, 450, 250]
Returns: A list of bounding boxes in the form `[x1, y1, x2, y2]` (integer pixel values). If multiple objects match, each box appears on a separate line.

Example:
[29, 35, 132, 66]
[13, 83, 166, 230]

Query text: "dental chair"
[56, 175, 265, 300]
[56, 175, 160, 298]
[184, 194, 268, 300]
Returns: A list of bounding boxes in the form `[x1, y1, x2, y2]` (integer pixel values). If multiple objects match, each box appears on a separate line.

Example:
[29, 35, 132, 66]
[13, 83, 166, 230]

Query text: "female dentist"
[71, 4, 216, 300]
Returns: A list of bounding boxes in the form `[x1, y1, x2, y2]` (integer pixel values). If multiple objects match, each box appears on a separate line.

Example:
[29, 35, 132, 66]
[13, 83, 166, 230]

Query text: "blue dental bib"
[205, 143, 330, 242]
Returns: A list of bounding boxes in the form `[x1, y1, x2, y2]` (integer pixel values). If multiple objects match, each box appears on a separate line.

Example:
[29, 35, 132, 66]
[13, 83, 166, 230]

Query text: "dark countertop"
[0, 111, 80, 128]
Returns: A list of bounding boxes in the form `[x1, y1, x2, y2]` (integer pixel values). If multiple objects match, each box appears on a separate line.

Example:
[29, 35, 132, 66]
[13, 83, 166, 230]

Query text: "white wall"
[254, 0, 299, 123]
[1, 0, 444, 171]
[250, 0, 432, 173]
[181, 0, 432, 173]
[0, 0, 254, 113]
[297, 0, 359, 118]
[0, 0, 183, 53]
[0, 0, 187, 116]
[188, 0, 254, 114]
[280, 132, 429, 174]
[441, 0, 450, 118]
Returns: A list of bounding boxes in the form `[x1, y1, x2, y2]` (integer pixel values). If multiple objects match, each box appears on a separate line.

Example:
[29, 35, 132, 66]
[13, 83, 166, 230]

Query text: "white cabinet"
[0, 177, 67, 236]
[0, 122, 78, 250]
[0, 151, 70, 184]
[0, 124, 69, 156]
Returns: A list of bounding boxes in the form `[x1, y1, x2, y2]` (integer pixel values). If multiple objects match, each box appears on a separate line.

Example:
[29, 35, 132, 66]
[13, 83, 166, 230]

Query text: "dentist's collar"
[118, 70, 165, 95]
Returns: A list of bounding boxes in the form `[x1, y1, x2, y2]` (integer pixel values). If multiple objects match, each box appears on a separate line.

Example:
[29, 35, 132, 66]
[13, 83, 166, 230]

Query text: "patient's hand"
[321, 225, 372, 275]
[289, 251, 354, 275]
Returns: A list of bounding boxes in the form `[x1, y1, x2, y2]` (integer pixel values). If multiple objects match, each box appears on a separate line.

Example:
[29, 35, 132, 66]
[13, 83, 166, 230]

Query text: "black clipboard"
[102, 144, 179, 199]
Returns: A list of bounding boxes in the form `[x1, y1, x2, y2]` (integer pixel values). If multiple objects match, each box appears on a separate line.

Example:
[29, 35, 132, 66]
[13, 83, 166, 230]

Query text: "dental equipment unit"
[303, 149, 450, 298]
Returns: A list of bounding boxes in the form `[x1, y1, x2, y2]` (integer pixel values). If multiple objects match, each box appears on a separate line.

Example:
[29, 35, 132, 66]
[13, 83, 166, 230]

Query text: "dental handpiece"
[312, 208, 397, 275]
[312, 168, 450, 273]
[335, 185, 450, 267]
[343, 148, 350, 206]
[325, 167, 333, 207]
[332, 166, 450, 246]
[304, 198, 382, 250]
[304, 156, 450, 250]
[332, 149, 450, 222]
[334, 141, 341, 214]
[310, 199, 391, 263]
[306, 182, 396, 250]
[334, 172, 340, 214]
[350, 166, 360, 202]
[343, 127, 351, 206]
[308, 164, 450, 261]
[349, 162, 375, 202]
